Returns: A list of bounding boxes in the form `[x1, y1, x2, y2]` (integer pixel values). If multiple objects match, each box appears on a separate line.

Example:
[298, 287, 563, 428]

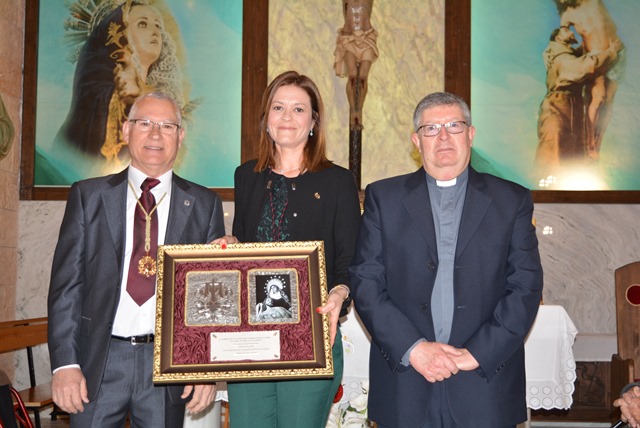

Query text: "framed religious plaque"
[153, 241, 333, 383]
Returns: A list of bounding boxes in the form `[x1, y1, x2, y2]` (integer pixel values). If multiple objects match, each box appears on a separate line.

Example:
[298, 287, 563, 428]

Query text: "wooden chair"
[610, 261, 640, 421]
[221, 401, 230, 428]
[0, 318, 55, 428]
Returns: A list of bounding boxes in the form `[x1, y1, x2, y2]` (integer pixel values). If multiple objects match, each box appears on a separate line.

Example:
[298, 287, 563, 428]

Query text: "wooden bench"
[0, 317, 56, 428]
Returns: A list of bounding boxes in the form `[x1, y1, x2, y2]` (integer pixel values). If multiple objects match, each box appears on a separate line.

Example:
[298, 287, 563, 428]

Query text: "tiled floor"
[35, 413, 68, 428]
[27, 408, 613, 428]
[24, 409, 68, 428]
[31, 416, 613, 428]
[29, 405, 232, 427]
[531, 424, 611, 427]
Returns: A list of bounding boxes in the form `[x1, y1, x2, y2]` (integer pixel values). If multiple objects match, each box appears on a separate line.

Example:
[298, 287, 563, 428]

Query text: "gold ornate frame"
[153, 241, 333, 383]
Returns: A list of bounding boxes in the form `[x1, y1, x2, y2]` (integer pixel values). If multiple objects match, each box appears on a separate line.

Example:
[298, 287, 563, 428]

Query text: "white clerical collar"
[436, 178, 457, 187]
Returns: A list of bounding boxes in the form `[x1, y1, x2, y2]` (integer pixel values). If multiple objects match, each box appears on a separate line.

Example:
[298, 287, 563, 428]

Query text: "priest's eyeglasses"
[129, 119, 181, 135]
[417, 121, 467, 137]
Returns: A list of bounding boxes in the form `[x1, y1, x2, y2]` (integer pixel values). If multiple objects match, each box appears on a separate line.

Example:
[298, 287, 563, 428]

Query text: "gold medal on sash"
[138, 254, 157, 277]
[128, 180, 167, 278]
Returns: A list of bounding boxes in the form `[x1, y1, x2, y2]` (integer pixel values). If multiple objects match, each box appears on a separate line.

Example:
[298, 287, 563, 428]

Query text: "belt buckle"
[131, 335, 150, 345]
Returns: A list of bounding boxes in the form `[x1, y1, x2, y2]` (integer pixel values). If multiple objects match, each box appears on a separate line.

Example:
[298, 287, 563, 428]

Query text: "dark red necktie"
[126, 177, 160, 306]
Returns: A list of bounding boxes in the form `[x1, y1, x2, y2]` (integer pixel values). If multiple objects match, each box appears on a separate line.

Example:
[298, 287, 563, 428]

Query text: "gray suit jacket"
[47, 168, 225, 402]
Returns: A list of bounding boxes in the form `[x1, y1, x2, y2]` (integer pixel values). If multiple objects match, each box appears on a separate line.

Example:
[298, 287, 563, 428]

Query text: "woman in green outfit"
[228, 70, 361, 427]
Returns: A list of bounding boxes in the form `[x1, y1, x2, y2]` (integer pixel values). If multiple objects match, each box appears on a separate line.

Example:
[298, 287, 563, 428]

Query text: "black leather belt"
[111, 334, 154, 344]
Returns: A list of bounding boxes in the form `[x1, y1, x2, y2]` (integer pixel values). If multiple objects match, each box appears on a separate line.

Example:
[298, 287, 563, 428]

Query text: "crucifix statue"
[334, 0, 378, 188]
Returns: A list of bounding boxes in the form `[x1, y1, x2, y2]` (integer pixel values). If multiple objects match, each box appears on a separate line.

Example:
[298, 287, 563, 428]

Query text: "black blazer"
[47, 168, 225, 401]
[350, 167, 543, 428]
[233, 160, 361, 314]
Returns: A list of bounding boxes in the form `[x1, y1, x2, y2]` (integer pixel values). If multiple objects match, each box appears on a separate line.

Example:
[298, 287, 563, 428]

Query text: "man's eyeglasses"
[129, 119, 181, 135]
[417, 121, 467, 137]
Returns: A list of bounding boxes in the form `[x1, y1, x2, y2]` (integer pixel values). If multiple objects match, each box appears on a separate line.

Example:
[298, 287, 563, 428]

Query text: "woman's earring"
[309, 128, 314, 137]
[266, 128, 270, 134]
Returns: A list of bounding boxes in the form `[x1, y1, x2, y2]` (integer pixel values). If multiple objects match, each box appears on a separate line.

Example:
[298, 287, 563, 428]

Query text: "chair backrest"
[615, 261, 640, 381]
[0, 318, 48, 389]
[0, 318, 48, 354]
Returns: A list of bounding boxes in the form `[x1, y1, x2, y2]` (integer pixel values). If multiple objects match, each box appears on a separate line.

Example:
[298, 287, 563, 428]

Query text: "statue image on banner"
[33, 1, 242, 188]
[535, 26, 621, 170]
[536, 0, 625, 175]
[470, 0, 640, 191]
[53, 0, 194, 168]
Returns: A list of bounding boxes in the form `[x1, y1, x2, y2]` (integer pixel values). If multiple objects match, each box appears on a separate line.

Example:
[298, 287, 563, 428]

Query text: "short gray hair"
[128, 91, 182, 125]
[412, 92, 472, 132]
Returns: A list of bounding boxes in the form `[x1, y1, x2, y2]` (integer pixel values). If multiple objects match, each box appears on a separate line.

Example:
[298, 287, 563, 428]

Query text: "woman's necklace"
[128, 180, 167, 277]
[274, 166, 301, 174]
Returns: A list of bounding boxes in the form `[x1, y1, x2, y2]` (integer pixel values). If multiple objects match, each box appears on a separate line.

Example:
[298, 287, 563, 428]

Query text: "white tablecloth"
[524, 305, 578, 410]
[334, 304, 578, 412]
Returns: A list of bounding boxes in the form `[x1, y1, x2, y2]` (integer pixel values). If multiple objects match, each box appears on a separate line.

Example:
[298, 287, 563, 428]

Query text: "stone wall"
[0, 0, 25, 379]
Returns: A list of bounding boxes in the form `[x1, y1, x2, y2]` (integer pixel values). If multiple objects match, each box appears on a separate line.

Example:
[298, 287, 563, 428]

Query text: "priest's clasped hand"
[409, 342, 479, 383]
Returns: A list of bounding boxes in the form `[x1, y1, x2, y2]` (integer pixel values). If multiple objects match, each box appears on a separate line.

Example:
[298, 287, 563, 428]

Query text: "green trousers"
[227, 330, 344, 428]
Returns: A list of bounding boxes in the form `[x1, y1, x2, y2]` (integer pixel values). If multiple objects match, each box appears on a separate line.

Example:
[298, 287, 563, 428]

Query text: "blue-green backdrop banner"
[35, 0, 242, 187]
[471, 0, 639, 191]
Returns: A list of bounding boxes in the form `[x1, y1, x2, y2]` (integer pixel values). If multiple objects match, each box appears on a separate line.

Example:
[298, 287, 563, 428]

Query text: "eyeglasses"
[416, 121, 467, 137]
[129, 119, 181, 135]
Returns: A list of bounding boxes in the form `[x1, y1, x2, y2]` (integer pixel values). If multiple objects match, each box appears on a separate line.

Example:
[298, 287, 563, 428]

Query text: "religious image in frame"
[185, 270, 241, 327]
[248, 269, 300, 325]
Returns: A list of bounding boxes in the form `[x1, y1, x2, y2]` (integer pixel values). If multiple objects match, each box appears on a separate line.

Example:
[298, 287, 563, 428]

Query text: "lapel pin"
[314, 192, 321, 199]
[184, 200, 191, 206]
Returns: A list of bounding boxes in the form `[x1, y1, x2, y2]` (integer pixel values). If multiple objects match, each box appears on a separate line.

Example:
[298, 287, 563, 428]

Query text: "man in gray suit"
[48, 92, 225, 427]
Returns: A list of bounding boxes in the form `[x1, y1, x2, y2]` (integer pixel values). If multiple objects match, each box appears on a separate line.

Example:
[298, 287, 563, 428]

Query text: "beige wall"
[0, 0, 25, 378]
